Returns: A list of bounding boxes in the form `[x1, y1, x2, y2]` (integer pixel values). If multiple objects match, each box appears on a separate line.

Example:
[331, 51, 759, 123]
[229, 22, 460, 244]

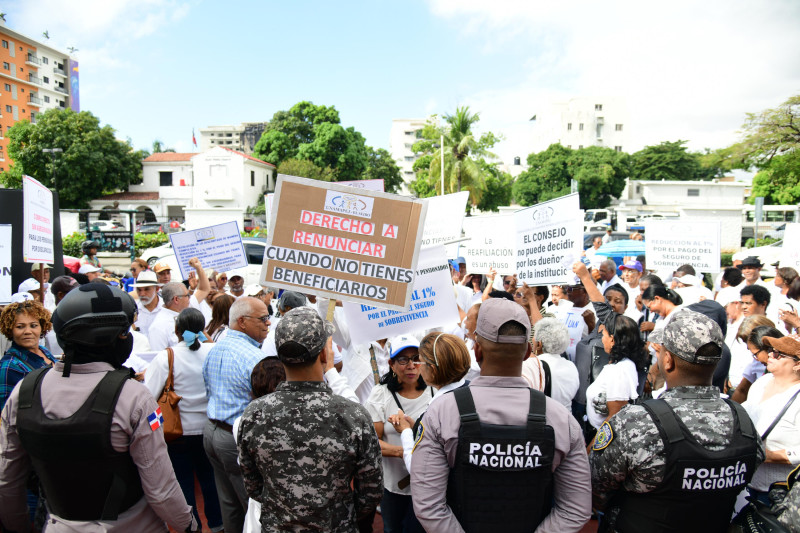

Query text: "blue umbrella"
[595, 239, 646, 257]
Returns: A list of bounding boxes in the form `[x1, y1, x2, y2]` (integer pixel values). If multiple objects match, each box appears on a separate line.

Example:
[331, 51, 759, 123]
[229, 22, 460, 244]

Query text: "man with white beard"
[133, 270, 163, 336]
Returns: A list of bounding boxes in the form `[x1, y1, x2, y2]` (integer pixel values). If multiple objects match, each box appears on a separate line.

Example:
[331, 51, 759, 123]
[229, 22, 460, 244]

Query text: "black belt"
[211, 419, 233, 433]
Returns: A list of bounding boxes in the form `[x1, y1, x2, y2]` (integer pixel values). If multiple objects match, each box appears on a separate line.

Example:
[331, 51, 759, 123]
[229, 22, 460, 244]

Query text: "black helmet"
[81, 240, 100, 254]
[52, 284, 136, 377]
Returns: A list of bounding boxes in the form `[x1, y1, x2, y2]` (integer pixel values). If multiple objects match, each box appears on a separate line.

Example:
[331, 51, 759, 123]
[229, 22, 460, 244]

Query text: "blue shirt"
[0, 342, 56, 412]
[203, 329, 265, 425]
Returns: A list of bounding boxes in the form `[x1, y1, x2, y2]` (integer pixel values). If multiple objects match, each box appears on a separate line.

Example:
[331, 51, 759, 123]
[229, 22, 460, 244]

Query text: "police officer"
[410, 298, 591, 532]
[0, 283, 198, 532]
[590, 309, 765, 533]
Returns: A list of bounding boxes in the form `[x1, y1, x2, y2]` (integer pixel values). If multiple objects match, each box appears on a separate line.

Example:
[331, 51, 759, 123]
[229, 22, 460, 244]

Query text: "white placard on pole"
[645, 220, 721, 273]
[421, 192, 470, 248]
[168, 221, 248, 280]
[779, 223, 800, 270]
[462, 214, 516, 275]
[342, 246, 459, 345]
[0, 225, 11, 304]
[22, 175, 55, 264]
[514, 193, 582, 285]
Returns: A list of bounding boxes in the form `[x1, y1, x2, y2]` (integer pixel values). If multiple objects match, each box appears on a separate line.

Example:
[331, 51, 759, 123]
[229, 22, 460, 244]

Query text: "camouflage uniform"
[237, 306, 383, 532]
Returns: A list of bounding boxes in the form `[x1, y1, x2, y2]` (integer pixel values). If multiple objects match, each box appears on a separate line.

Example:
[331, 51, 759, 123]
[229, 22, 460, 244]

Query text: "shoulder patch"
[592, 421, 614, 451]
[412, 422, 425, 452]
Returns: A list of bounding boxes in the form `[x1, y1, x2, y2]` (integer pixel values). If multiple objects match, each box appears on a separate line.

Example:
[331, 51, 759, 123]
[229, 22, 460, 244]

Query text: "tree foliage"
[476, 160, 513, 212]
[748, 151, 800, 205]
[276, 158, 337, 182]
[630, 140, 708, 182]
[0, 109, 145, 208]
[513, 144, 629, 209]
[364, 147, 403, 194]
[253, 100, 400, 186]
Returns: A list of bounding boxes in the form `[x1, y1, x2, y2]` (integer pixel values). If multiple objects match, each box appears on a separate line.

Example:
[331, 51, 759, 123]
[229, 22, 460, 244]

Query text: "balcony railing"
[28, 74, 42, 86]
[28, 95, 43, 106]
[54, 85, 68, 95]
[26, 53, 41, 66]
[53, 66, 66, 76]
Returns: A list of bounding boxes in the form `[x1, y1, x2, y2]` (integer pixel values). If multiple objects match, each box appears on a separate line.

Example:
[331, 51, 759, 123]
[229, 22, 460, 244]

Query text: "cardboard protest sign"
[260, 175, 427, 311]
[779, 223, 800, 270]
[463, 214, 516, 274]
[23, 175, 55, 264]
[342, 246, 459, 345]
[645, 220, 721, 273]
[421, 192, 469, 248]
[514, 193, 582, 284]
[168, 221, 248, 279]
[0, 225, 11, 304]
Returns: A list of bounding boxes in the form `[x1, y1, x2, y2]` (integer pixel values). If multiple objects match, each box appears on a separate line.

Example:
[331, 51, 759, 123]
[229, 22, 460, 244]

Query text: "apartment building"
[389, 118, 427, 194]
[529, 97, 628, 154]
[199, 122, 268, 155]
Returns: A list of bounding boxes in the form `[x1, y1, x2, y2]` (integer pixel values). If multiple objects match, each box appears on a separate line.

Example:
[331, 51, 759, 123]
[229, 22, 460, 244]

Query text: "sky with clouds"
[5, 0, 800, 165]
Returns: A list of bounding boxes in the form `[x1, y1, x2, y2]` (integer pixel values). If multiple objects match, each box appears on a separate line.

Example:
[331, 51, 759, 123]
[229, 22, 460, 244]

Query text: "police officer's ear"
[659, 347, 677, 374]
[525, 341, 533, 360]
[474, 340, 483, 367]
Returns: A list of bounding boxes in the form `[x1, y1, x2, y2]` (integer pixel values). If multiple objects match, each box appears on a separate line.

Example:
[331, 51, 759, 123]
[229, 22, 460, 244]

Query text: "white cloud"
[426, 0, 800, 162]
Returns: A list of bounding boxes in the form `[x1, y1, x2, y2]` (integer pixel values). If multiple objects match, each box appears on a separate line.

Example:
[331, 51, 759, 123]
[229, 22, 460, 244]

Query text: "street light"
[42, 147, 62, 192]
[440, 134, 445, 196]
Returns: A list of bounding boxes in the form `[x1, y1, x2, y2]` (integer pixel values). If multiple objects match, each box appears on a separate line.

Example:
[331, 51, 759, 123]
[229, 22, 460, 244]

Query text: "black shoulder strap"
[390, 390, 405, 412]
[759, 388, 800, 441]
[453, 386, 480, 432]
[725, 398, 756, 440]
[527, 388, 547, 429]
[92, 368, 133, 417]
[18, 367, 50, 410]
[642, 399, 686, 445]
[541, 360, 551, 398]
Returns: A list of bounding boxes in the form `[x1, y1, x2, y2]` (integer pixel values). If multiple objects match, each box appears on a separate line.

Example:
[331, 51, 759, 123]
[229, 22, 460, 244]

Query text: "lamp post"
[42, 147, 62, 192]
[440, 134, 445, 196]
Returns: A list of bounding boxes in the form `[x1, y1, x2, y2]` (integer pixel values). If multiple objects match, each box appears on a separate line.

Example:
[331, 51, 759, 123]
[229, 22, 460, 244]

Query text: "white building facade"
[90, 146, 276, 229]
[529, 97, 628, 154]
[389, 118, 427, 194]
[199, 122, 268, 155]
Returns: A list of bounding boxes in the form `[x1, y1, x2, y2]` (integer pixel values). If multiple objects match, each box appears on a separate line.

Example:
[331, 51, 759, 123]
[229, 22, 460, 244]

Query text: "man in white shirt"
[227, 271, 246, 299]
[555, 279, 597, 361]
[133, 270, 163, 337]
[153, 262, 172, 285]
[148, 282, 191, 351]
[598, 259, 623, 293]
[740, 256, 771, 288]
[619, 260, 643, 311]
[584, 236, 603, 259]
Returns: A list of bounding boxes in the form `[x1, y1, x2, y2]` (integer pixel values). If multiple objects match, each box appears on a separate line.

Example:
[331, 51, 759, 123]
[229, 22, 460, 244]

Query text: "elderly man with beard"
[226, 271, 246, 299]
[133, 271, 162, 337]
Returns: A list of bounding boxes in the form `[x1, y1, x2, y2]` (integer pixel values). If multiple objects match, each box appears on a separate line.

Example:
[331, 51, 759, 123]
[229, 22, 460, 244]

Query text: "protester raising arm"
[187, 257, 211, 304]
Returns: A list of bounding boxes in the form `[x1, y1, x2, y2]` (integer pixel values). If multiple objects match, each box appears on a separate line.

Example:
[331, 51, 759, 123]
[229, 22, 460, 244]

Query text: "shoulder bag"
[157, 347, 183, 442]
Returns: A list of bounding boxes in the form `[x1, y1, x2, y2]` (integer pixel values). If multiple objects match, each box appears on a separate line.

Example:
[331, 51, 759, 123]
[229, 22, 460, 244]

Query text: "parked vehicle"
[764, 223, 787, 241]
[140, 243, 174, 266]
[138, 222, 164, 234]
[148, 237, 267, 284]
[583, 231, 630, 249]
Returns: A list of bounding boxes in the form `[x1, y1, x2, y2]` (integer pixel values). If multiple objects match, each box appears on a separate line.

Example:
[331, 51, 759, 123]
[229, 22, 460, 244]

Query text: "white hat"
[18, 279, 40, 292]
[677, 274, 702, 287]
[11, 292, 34, 303]
[715, 286, 741, 309]
[79, 264, 102, 274]
[133, 270, 160, 288]
[30, 263, 52, 272]
[227, 268, 246, 280]
[244, 284, 265, 297]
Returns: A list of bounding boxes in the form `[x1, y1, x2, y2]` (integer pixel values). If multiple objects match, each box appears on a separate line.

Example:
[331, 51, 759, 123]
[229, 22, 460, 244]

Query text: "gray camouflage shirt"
[238, 380, 383, 532]
[590, 386, 765, 504]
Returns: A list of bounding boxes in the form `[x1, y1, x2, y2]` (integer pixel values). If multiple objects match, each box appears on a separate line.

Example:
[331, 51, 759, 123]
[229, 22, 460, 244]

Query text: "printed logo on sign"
[468, 441, 544, 469]
[195, 228, 215, 242]
[324, 190, 374, 219]
[531, 206, 554, 223]
[681, 462, 748, 491]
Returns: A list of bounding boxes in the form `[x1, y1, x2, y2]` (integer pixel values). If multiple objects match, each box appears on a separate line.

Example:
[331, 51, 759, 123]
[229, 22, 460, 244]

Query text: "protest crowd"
[4, 220, 800, 533]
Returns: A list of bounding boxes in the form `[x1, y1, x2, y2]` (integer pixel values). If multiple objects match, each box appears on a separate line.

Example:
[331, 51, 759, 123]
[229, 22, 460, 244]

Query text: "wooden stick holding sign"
[34, 264, 45, 305]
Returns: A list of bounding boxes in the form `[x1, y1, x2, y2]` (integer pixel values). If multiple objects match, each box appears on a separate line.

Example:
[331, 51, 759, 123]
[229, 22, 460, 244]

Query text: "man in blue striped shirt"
[203, 296, 270, 533]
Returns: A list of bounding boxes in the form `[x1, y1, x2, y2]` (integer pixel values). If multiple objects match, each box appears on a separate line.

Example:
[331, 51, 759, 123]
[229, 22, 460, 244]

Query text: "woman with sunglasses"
[742, 334, 800, 505]
[729, 318, 778, 403]
[366, 335, 433, 533]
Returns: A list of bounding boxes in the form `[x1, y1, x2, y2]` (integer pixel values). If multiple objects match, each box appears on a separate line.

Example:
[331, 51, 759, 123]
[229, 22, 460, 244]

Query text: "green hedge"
[62, 232, 85, 257]
[134, 233, 169, 254]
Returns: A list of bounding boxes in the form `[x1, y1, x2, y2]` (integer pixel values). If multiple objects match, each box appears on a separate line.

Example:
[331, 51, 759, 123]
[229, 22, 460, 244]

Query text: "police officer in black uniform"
[0, 283, 198, 532]
[590, 309, 765, 533]
[411, 298, 591, 532]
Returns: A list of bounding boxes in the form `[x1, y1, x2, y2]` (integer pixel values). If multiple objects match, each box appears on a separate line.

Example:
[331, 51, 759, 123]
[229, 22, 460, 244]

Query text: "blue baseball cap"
[390, 335, 420, 358]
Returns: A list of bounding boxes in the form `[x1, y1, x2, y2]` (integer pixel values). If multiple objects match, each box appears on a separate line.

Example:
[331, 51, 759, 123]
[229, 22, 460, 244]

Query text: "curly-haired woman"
[0, 300, 56, 411]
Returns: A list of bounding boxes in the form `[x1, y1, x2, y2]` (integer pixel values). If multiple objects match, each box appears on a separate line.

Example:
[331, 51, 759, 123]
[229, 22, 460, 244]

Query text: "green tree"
[296, 123, 368, 182]
[151, 140, 175, 153]
[630, 140, 706, 181]
[513, 144, 629, 209]
[363, 147, 403, 194]
[276, 158, 337, 182]
[0, 109, 144, 208]
[253, 101, 341, 167]
[476, 160, 513, 212]
[748, 151, 800, 204]
[254, 130, 296, 166]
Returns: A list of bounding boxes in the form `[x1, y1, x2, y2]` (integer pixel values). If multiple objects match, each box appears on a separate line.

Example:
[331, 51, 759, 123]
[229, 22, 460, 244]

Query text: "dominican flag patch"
[148, 408, 164, 431]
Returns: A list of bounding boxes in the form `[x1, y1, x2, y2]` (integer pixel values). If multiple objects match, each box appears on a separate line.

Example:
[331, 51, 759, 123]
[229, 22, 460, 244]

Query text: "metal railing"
[28, 95, 43, 105]
[54, 85, 68, 94]
[26, 53, 41, 65]
[53, 67, 66, 76]
[28, 74, 42, 85]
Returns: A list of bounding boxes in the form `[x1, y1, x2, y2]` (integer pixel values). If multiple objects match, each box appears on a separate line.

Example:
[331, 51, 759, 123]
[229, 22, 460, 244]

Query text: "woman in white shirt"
[523, 318, 579, 410]
[743, 334, 800, 505]
[145, 308, 222, 532]
[366, 335, 433, 533]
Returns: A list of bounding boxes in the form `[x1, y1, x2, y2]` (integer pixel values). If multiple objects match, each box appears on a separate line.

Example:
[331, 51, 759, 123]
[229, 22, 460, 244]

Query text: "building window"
[567, 145, 572, 149]
[3, 84, 9, 91]
[567, 123, 572, 131]
[614, 146, 623, 152]
[2, 63, 8, 71]
[687, 189, 700, 197]
[250, 170, 255, 187]
[42, 57, 48, 64]
[579, 123, 584, 131]
[615, 124, 623, 131]
[595, 104, 603, 111]
[1, 40, 7, 49]
[159, 171, 173, 186]
[596, 124, 603, 138]
[44, 96, 50, 103]
[579, 145, 584, 149]
[43, 76, 49, 84]
[4, 105, 11, 113]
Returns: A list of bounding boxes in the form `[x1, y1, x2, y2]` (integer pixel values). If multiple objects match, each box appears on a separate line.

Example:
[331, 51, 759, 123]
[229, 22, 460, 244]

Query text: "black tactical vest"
[612, 398, 759, 533]
[16, 367, 145, 521]
[446, 387, 555, 533]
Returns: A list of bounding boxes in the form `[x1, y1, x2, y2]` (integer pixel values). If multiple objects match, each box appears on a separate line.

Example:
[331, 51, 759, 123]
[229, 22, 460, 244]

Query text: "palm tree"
[428, 106, 493, 204]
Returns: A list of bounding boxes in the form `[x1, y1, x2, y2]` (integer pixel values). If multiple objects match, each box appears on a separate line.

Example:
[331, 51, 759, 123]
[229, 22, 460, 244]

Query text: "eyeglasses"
[243, 315, 270, 323]
[393, 355, 421, 366]
[566, 286, 585, 293]
[769, 350, 799, 362]
[514, 292, 526, 299]
[750, 349, 766, 360]
[503, 280, 512, 286]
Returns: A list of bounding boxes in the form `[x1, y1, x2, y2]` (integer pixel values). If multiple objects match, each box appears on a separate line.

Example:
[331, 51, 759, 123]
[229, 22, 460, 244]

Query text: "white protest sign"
[554, 304, 588, 361]
[463, 214, 516, 275]
[0, 225, 11, 304]
[645, 220, 721, 273]
[261, 175, 427, 311]
[168, 221, 248, 279]
[22, 175, 54, 263]
[421, 192, 469, 248]
[779, 223, 800, 270]
[342, 245, 459, 345]
[338, 179, 385, 192]
[514, 193, 582, 285]
[265, 193, 275, 233]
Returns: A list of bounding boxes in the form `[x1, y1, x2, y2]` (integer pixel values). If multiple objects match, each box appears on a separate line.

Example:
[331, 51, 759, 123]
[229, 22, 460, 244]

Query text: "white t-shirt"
[366, 384, 434, 495]
[144, 342, 214, 436]
[147, 307, 180, 351]
[189, 297, 213, 326]
[521, 354, 579, 410]
[585, 357, 639, 429]
[135, 296, 164, 337]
